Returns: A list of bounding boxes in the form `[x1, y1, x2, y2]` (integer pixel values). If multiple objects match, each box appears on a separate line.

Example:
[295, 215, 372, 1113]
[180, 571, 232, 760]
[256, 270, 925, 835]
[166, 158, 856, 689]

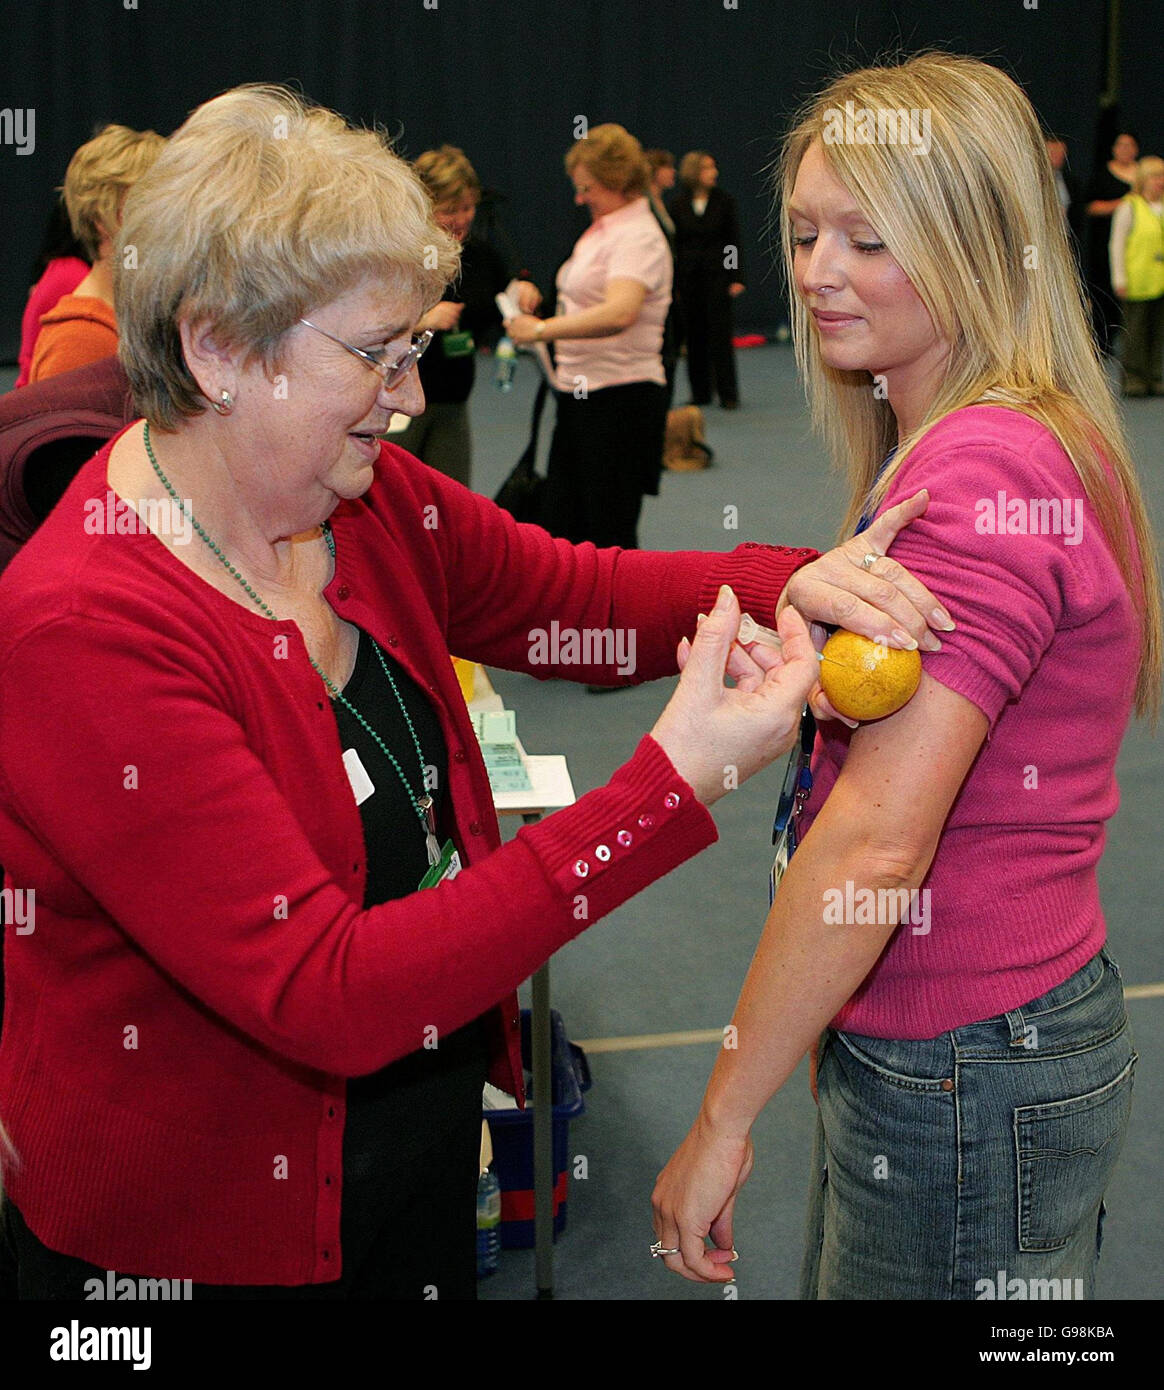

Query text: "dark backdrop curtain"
[0, 0, 1110, 360]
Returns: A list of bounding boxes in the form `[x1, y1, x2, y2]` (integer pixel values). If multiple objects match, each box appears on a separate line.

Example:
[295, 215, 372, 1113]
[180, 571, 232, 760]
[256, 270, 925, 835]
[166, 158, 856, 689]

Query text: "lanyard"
[769, 448, 896, 898]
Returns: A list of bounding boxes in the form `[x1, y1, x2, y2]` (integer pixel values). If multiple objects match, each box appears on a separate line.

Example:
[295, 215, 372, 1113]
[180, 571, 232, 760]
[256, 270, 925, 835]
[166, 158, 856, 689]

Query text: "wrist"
[697, 1094, 753, 1145]
[649, 726, 720, 807]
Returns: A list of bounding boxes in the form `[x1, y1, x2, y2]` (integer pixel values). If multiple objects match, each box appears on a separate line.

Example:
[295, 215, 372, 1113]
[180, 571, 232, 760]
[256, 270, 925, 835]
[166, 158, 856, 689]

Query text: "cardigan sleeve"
[378, 443, 817, 685]
[0, 608, 717, 1079]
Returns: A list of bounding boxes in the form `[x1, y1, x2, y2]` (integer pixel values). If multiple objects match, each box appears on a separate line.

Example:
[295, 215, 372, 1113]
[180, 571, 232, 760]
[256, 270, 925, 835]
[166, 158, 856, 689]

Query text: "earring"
[210, 389, 234, 416]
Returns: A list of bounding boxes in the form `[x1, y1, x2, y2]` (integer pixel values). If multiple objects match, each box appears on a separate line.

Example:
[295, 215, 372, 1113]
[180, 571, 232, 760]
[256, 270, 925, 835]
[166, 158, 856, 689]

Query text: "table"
[471, 670, 577, 1299]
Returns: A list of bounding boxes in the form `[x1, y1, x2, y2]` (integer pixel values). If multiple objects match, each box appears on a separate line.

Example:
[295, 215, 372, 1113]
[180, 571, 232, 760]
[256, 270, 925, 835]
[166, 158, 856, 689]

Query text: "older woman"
[27, 123, 164, 384]
[393, 145, 541, 486]
[0, 85, 948, 1300]
[508, 123, 671, 551]
[654, 53, 1159, 1299]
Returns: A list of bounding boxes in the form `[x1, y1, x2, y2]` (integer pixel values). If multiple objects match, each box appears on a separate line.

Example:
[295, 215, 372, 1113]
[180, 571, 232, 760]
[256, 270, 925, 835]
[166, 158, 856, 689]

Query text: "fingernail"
[891, 629, 919, 651]
[729, 1249, 740, 1262]
[714, 584, 734, 612]
[932, 608, 956, 631]
[921, 632, 943, 652]
[696, 612, 708, 625]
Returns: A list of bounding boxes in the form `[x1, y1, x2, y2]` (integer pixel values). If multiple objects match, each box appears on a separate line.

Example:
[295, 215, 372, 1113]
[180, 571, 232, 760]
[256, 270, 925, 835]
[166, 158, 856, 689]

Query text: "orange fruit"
[819, 630, 922, 721]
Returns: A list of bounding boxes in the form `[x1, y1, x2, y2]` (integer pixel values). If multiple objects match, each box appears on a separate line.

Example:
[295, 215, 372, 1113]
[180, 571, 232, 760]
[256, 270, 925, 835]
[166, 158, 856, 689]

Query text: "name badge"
[419, 839, 463, 890]
[343, 749, 375, 806]
[769, 830, 790, 906]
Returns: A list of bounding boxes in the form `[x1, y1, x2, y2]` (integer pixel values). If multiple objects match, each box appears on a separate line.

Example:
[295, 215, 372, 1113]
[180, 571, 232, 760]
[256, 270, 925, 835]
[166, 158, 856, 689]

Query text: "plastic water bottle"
[495, 337, 517, 392]
[476, 1167, 502, 1277]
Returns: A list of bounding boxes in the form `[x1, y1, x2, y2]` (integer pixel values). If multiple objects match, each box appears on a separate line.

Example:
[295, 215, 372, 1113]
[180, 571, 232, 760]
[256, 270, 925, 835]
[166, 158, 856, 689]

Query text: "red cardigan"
[0, 433, 815, 1284]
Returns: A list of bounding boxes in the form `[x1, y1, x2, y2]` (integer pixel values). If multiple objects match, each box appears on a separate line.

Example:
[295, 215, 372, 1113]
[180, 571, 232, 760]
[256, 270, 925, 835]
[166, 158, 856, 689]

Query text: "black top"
[334, 628, 488, 1177]
[1085, 165, 1135, 273]
[670, 185, 745, 285]
[418, 238, 513, 405]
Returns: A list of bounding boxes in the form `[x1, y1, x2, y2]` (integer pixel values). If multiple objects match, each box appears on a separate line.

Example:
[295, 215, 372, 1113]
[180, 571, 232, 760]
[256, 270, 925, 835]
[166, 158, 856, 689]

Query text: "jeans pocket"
[833, 1030, 951, 1093]
[1015, 1052, 1137, 1253]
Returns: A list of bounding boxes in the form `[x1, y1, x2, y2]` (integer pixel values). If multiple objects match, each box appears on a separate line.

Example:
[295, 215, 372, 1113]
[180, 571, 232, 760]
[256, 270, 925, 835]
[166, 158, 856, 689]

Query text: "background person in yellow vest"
[1110, 156, 1164, 396]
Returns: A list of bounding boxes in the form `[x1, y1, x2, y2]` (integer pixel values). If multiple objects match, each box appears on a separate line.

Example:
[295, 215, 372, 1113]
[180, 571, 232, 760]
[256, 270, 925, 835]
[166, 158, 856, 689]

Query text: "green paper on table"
[470, 709, 534, 794]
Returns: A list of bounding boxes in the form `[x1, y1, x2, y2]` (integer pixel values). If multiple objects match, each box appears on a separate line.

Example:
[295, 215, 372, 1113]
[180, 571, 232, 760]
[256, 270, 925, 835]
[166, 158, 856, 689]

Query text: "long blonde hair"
[778, 52, 1161, 721]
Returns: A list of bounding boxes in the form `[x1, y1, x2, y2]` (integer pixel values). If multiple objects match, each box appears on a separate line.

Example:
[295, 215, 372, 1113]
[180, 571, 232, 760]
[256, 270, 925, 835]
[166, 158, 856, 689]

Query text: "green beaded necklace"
[142, 420, 441, 865]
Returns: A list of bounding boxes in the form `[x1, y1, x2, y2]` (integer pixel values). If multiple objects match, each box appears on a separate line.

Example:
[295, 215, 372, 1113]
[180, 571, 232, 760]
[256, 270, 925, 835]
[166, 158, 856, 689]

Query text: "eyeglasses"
[298, 319, 433, 389]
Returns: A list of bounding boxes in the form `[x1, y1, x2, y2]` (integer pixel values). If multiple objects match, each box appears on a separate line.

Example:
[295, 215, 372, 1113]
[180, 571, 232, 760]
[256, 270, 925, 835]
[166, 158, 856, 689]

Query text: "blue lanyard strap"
[771, 706, 817, 851]
[856, 448, 898, 535]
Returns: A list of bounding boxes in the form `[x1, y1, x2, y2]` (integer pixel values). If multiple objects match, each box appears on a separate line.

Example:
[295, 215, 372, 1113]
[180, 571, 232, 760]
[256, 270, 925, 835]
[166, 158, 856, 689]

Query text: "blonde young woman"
[653, 52, 1161, 1299]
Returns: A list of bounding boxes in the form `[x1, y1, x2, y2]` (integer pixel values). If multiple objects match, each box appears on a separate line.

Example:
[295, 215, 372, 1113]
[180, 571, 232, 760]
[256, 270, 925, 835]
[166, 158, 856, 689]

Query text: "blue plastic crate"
[484, 1009, 591, 1248]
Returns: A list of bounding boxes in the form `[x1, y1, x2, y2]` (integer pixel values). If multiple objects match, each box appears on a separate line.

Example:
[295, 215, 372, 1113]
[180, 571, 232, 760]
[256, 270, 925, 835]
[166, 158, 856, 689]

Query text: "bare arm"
[506, 277, 647, 342]
[651, 670, 988, 1282]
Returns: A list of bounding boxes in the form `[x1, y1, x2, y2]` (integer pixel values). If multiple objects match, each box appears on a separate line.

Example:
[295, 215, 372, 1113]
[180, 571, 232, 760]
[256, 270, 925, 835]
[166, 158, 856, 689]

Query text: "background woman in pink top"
[507, 123, 671, 550]
[14, 200, 88, 389]
[653, 52, 1162, 1299]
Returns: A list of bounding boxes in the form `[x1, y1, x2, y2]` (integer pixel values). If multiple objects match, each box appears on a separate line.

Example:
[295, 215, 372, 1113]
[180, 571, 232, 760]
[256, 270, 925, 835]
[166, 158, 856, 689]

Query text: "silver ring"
[860, 552, 881, 570]
[650, 1240, 681, 1258]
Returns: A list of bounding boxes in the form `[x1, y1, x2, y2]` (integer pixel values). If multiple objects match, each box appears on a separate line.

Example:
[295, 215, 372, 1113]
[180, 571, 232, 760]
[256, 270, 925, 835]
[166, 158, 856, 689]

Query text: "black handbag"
[493, 379, 550, 524]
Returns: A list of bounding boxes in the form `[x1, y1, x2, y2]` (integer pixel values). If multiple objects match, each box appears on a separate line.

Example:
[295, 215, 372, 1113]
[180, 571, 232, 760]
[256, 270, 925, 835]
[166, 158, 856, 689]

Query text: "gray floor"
[464, 346, 1164, 1301]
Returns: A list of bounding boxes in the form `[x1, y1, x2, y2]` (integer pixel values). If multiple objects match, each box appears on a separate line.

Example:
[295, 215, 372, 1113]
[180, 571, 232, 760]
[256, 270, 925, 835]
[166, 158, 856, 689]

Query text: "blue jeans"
[800, 949, 1137, 1299]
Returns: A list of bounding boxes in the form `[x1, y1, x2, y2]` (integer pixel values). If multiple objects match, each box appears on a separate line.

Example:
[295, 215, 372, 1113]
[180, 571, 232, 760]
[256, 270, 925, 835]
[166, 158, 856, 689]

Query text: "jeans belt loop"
[1004, 1008, 1027, 1045]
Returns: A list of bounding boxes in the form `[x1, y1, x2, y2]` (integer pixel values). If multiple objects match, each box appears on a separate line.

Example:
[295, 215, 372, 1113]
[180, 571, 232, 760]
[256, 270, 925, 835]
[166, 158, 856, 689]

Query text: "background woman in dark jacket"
[395, 145, 541, 487]
[672, 151, 746, 408]
[1085, 132, 1140, 356]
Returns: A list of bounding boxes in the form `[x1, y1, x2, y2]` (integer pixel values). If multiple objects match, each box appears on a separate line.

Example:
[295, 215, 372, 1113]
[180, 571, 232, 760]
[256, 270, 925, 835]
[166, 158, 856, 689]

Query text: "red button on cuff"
[617, 830, 633, 847]
[663, 791, 681, 810]
[573, 860, 590, 878]
[637, 813, 655, 830]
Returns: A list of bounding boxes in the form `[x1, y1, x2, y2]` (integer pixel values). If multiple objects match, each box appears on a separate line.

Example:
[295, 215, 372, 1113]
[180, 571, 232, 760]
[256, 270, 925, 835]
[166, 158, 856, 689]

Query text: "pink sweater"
[800, 406, 1141, 1038]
